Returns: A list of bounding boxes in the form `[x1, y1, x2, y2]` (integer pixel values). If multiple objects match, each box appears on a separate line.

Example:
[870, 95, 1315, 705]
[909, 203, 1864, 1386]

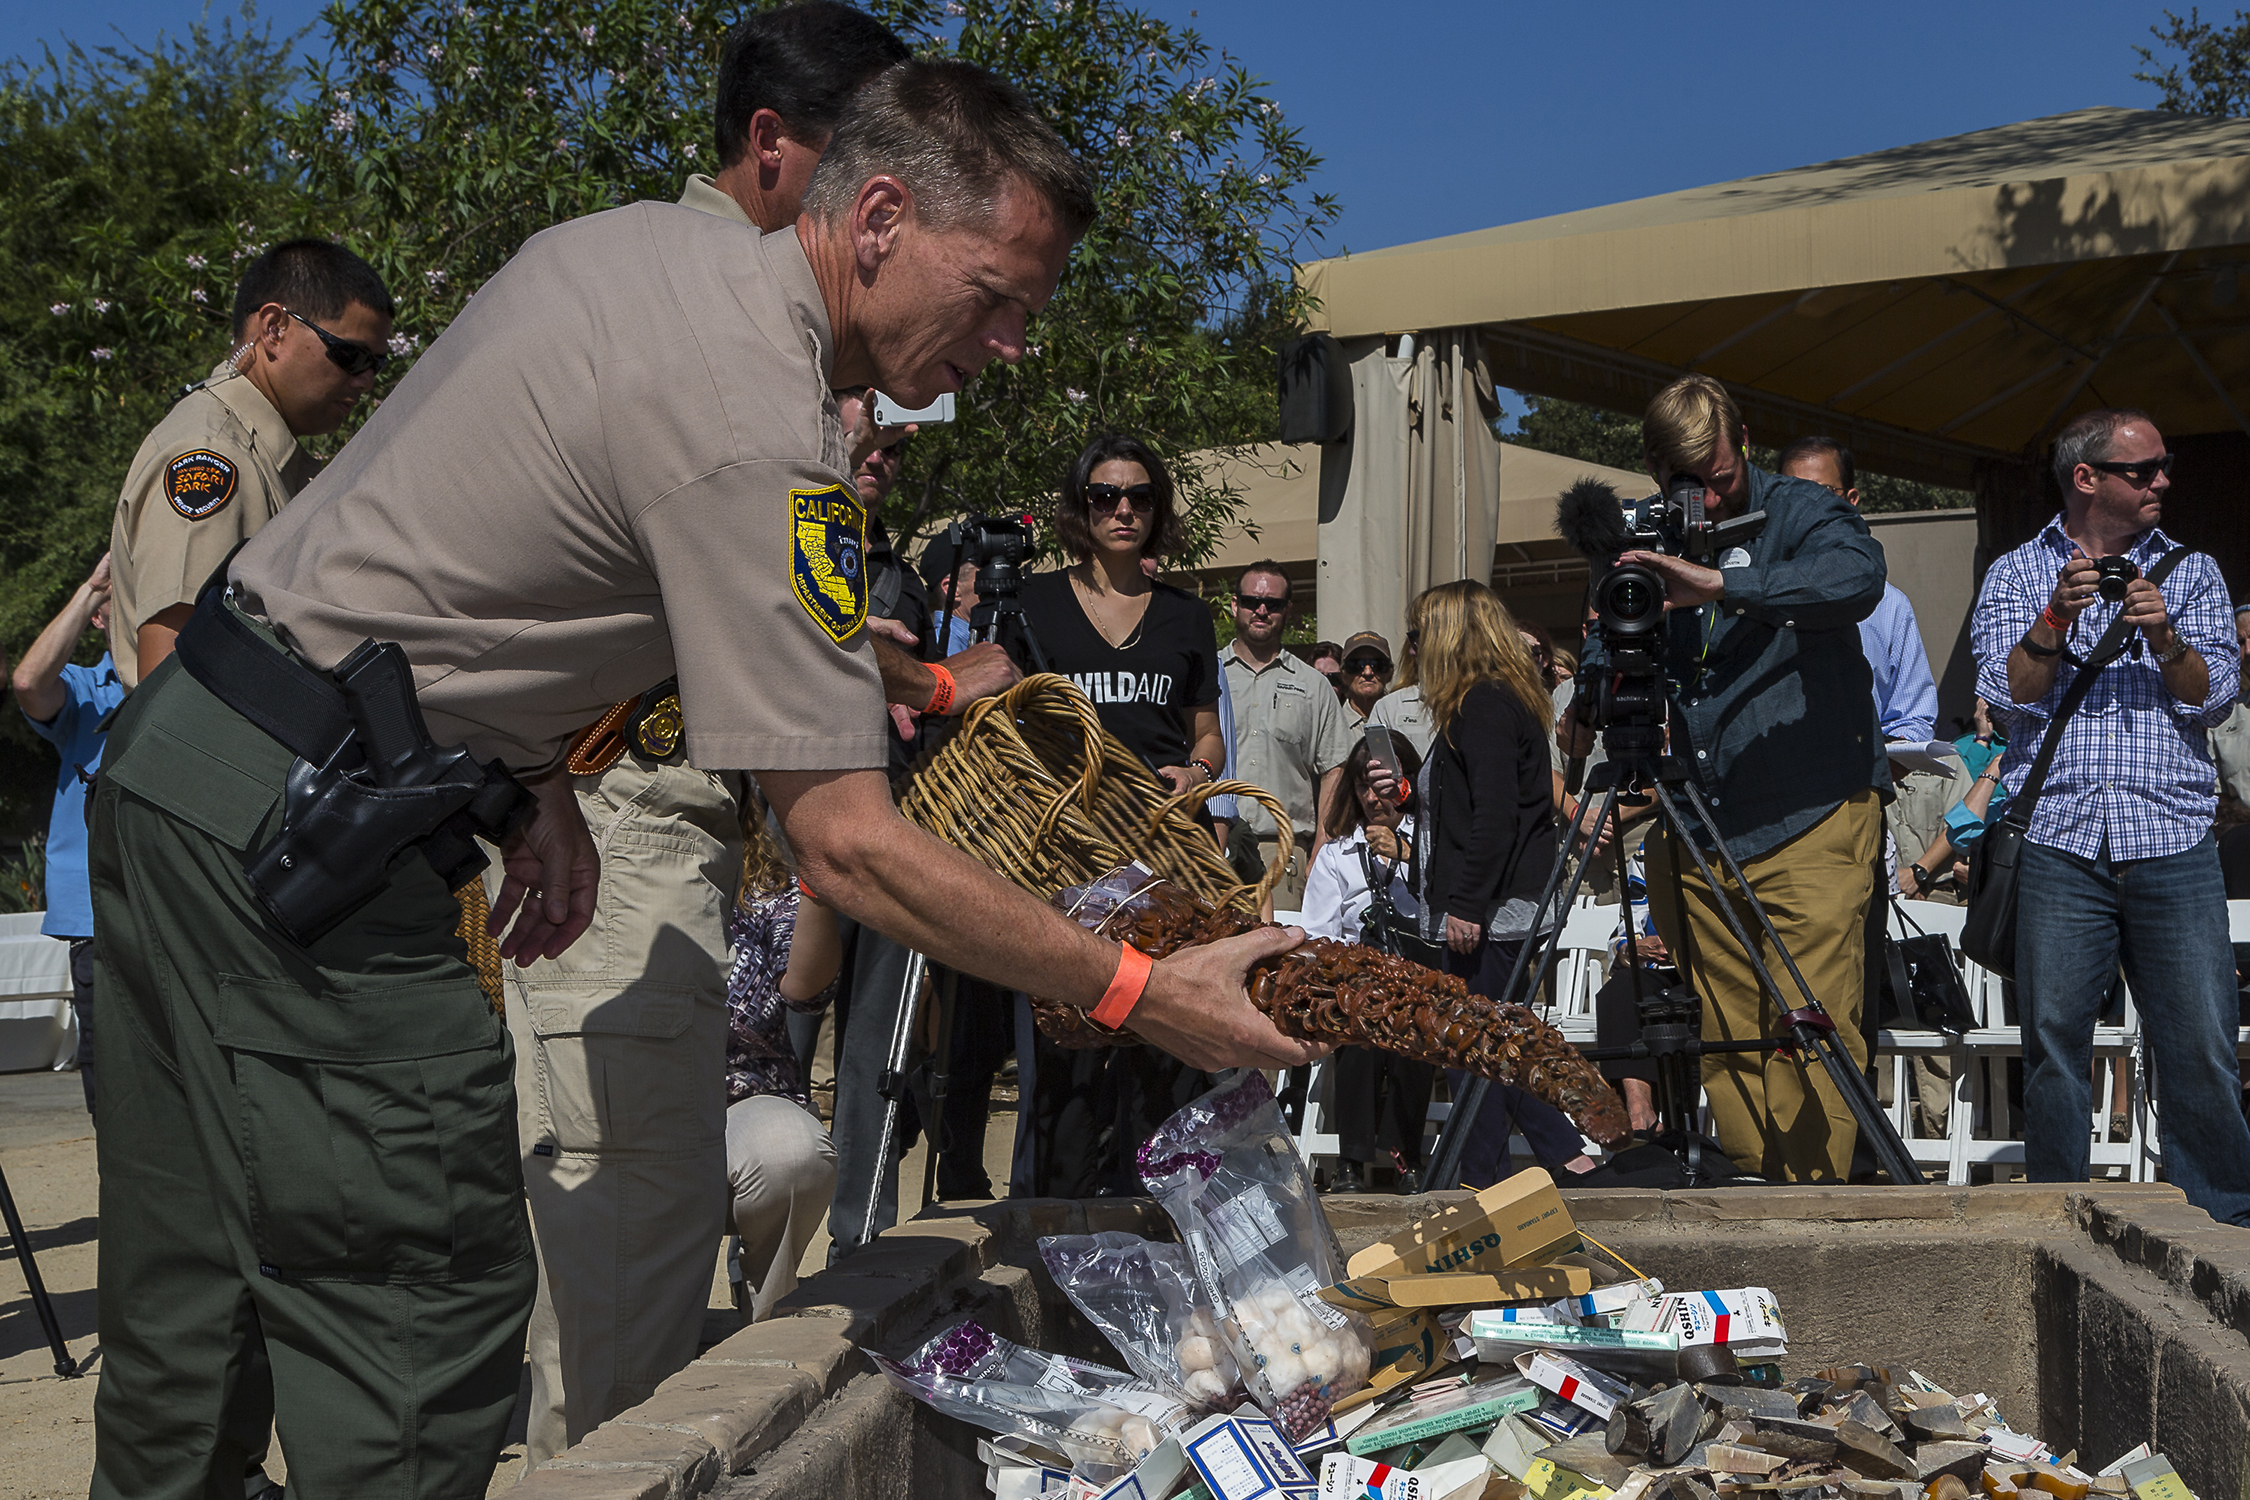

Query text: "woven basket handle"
[1154, 778, 1292, 910]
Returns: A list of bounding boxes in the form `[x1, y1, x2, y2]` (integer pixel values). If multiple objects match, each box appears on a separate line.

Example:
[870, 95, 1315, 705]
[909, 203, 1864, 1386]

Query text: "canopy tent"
[1297, 107, 2250, 498]
[1188, 432, 1648, 642]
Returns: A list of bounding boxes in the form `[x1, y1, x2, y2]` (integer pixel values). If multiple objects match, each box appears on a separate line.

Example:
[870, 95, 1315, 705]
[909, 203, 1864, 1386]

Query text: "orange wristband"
[923, 663, 957, 716]
[1091, 944, 1153, 1030]
[796, 876, 819, 903]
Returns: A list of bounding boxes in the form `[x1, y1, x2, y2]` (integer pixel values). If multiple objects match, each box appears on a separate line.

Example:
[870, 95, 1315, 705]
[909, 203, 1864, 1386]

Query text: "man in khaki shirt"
[1222, 560, 1355, 910]
[109, 240, 393, 687]
[89, 58, 1319, 1500]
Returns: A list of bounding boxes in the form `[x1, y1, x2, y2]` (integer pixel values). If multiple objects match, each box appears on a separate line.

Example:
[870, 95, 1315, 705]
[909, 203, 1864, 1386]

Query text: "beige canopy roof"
[1197, 439, 1650, 574]
[1298, 107, 2250, 488]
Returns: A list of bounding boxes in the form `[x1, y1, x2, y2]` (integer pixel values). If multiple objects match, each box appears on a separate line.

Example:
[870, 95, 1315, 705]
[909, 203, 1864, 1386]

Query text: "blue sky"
[7, 1, 2174, 257]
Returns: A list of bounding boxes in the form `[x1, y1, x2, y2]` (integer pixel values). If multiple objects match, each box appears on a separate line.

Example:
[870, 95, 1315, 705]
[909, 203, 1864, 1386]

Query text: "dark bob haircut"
[713, 2, 909, 169]
[1055, 434, 1185, 562]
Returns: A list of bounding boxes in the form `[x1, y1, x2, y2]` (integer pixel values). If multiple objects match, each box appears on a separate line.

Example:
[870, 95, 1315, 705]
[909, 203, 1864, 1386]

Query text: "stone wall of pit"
[510, 1185, 2250, 1500]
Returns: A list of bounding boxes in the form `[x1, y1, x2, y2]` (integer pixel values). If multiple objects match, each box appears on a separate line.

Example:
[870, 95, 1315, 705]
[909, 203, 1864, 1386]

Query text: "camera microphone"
[1556, 477, 1633, 561]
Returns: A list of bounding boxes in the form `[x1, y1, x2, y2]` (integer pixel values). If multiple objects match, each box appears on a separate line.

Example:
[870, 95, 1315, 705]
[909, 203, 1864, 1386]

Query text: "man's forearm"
[872, 635, 936, 708]
[1309, 764, 1344, 853]
[13, 587, 102, 722]
[769, 767, 1118, 1007]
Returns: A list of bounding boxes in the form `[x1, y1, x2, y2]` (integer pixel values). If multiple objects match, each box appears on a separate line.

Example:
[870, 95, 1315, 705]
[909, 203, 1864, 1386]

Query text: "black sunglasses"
[2087, 453, 2176, 486]
[1404, 628, 1420, 646]
[1084, 482, 1156, 514]
[1238, 594, 1288, 614]
[1347, 656, 1391, 677]
[289, 309, 389, 377]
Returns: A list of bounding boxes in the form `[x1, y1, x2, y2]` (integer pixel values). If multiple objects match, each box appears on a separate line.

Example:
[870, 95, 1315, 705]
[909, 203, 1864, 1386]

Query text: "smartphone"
[871, 390, 956, 426]
[1363, 724, 1408, 804]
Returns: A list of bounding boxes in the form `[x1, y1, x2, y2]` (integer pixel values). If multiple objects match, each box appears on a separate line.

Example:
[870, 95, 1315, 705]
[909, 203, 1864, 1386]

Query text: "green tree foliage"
[1507, 394, 1969, 513]
[0, 12, 313, 824]
[288, 0, 1336, 565]
[2136, 7, 2250, 115]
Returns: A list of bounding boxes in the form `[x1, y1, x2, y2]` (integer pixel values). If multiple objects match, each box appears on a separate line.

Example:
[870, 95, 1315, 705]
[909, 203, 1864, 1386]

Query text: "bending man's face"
[859, 183, 1074, 408]
[1659, 426, 1752, 518]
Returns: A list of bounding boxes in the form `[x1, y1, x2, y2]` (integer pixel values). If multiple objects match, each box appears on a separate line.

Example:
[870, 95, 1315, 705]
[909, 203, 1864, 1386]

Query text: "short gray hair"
[801, 59, 1095, 237]
[2052, 408, 2154, 493]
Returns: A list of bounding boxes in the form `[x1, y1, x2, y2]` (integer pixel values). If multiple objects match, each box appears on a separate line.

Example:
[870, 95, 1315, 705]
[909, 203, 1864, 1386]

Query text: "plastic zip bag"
[868, 1319, 1193, 1478]
[1137, 1070, 1375, 1439]
[1038, 1231, 1249, 1412]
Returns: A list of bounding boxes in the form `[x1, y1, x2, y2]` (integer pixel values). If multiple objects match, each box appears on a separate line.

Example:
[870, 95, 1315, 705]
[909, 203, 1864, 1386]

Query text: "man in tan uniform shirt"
[109, 239, 394, 687]
[88, 59, 1319, 1500]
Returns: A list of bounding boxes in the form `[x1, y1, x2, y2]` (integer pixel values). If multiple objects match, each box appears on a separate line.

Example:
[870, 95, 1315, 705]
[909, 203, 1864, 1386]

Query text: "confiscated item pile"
[1038, 863, 1630, 1147]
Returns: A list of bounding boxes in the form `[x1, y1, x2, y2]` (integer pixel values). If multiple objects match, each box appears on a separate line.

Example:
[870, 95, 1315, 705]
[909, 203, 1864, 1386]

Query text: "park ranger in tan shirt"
[108, 240, 394, 688]
[86, 58, 1321, 1500]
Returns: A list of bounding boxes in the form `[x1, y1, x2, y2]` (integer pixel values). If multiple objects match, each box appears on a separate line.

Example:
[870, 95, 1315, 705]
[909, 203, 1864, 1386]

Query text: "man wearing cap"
[87, 59, 1321, 1500]
[1338, 631, 1391, 730]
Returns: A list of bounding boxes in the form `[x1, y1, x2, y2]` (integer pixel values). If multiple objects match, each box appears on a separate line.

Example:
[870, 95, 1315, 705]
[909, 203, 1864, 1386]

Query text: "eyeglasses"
[1084, 482, 1156, 514]
[1323, 671, 1344, 688]
[288, 309, 389, 378]
[1347, 656, 1391, 677]
[1237, 594, 1288, 615]
[2087, 454, 2176, 486]
[1404, 629, 1420, 647]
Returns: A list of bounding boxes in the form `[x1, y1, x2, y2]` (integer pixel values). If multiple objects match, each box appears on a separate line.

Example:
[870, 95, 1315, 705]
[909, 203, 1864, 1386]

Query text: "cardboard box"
[1345, 1375, 1539, 1454]
[1180, 1411, 1315, 1500]
[1323, 1266, 1596, 1313]
[1345, 1170, 1577, 1281]
[1318, 1453, 1493, 1500]
[1330, 1305, 1450, 1416]
[1513, 1351, 1629, 1421]
[1093, 1439, 1188, 1500]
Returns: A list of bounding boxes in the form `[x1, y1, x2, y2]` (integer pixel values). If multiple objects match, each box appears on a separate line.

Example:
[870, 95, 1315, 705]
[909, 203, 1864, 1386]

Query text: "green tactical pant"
[88, 656, 535, 1500]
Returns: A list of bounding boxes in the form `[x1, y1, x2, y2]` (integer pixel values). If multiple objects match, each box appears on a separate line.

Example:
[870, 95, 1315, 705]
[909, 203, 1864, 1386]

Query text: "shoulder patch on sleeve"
[789, 483, 867, 644]
[163, 450, 238, 520]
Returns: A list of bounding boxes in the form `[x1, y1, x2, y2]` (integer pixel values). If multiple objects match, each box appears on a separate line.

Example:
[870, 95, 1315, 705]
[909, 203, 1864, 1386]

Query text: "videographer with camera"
[1560, 375, 1888, 1183]
[1972, 409, 2250, 1226]
[1011, 434, 1227, 1195]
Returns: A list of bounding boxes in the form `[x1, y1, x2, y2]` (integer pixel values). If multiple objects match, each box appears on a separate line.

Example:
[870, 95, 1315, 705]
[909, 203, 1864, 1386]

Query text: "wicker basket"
[898, 673, 1290, 913]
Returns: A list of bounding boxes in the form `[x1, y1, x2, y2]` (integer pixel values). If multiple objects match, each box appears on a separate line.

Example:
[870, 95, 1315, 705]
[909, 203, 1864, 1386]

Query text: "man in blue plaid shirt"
[1974, 408, 2250, 1227]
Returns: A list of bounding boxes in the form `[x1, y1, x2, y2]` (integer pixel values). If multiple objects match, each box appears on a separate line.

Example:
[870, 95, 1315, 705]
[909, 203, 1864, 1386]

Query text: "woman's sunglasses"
[289, 309, 389, 378]
[1084, 483, 1156, 514]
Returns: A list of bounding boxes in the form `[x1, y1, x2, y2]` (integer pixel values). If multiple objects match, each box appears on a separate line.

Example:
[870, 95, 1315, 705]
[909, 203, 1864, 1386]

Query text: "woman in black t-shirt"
[1016, 438, 1224, 789]
[1013, 435, 1226, 1198]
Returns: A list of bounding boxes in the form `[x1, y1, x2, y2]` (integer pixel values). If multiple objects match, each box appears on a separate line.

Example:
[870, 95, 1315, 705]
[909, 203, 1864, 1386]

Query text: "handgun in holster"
[239, 639, 534, 946]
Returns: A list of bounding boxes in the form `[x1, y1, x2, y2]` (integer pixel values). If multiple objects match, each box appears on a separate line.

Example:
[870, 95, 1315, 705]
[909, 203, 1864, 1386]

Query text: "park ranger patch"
[164, 450, 238, 520]
[789, 483, 867, 644]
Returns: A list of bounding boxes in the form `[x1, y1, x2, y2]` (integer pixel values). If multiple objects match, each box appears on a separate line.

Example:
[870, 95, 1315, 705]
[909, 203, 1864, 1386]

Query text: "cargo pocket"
[214, 972, 526, 1282]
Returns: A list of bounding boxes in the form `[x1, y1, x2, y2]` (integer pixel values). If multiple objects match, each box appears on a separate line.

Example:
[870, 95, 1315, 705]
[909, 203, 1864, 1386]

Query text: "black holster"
[172, 582, 536, 946]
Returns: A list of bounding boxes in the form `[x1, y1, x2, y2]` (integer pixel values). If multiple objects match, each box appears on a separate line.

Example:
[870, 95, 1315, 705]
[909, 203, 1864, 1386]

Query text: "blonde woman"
[722, 788, 844, 1321]
[1377, 579, 1590, 1185]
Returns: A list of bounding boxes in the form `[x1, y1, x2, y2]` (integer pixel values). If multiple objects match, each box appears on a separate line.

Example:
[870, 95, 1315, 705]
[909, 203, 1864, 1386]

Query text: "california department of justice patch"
[163, 450, 238, 520]
[790, 483, 867, 644]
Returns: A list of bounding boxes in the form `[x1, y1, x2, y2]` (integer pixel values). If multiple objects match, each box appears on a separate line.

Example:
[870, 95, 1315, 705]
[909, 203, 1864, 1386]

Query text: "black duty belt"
[172, 580, 535, 946]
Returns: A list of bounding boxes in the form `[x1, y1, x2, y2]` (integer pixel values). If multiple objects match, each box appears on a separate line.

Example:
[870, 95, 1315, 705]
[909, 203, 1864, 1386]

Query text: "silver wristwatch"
[2151, 631, 2190, 664]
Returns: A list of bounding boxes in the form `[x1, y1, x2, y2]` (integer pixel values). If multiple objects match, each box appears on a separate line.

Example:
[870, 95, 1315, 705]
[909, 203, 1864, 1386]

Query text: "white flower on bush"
[186, 254, 206, 269]
[580, 24, 595, 41]
[426, 43, 442, 59]
[466, 64, 481, 79]
[91, 298, 111, 313]
[425, 268, 448, 286]
[50, 303, 69, 316]
[331, 108, 355, 134]
[335, 87, 351, 103]
[388, 333, 421, 357]
[191, 288, 208, 303]
[945, 0, 964, 12]
[1065, 386, 1088, 404]
[90, 348, 114, 362]
[1114, 128, 1130, 147]
[684, 142, 699, 159]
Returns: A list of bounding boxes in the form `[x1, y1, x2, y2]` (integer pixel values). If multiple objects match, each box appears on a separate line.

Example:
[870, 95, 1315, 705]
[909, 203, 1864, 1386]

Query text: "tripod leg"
[1650, 785, 1923, 1186]
[1425, 782, 1623, 1192]
[860, 949, 929, 1248]
[0, 1162, 77, 1377]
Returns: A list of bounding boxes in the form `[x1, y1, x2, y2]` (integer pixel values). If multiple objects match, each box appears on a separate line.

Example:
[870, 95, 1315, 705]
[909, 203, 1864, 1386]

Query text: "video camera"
[1557, 476, 1768, 739]
[942, 512, 1036, 597]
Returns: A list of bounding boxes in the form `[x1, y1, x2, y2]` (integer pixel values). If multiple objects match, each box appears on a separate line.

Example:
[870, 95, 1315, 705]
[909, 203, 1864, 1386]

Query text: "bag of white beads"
[867, 1319, 1192, 1478]
[1137, 1071, 1375, 1440]
[1038, 1231, 1249, 1412]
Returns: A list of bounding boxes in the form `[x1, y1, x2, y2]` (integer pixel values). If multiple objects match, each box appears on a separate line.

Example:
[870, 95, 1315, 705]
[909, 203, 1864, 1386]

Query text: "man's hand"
[1569, 800, 1615, 862]
[490, 772, 599, 963]
[844, 398, 914, 473]
[1445, 913, 1482, 954]
[1156, 764, 1196, 795]
[2121, 575, 2173, 644]
[1556, 702, 1597, 758]
[1129, 925, 1329, 1071]
[1618, 549, 1725, 609]
[2047, 547, 2100, 625]
[943, 641, 1019, 705]
[86, 552, 112, 604]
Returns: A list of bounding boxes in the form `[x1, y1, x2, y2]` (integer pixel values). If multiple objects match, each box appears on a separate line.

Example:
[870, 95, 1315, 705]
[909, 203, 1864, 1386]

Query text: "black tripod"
[1424, 712, 1923, 1191]
[855, 542, 1049, 1246]
[0, 1161, 78, 1377]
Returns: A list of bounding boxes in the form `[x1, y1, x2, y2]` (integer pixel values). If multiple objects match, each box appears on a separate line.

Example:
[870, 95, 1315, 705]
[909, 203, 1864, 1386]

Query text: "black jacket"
[1420, 680, 1557, 927]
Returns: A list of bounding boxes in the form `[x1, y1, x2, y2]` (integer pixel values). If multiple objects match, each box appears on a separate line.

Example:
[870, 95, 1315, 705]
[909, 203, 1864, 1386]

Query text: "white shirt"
[1300, 816, 1421, 943]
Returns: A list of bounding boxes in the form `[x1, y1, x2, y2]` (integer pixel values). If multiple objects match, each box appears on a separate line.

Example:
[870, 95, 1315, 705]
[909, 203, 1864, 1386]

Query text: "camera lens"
[2096, 556, 2139, 603]
[1607, 574, 1659, 624]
